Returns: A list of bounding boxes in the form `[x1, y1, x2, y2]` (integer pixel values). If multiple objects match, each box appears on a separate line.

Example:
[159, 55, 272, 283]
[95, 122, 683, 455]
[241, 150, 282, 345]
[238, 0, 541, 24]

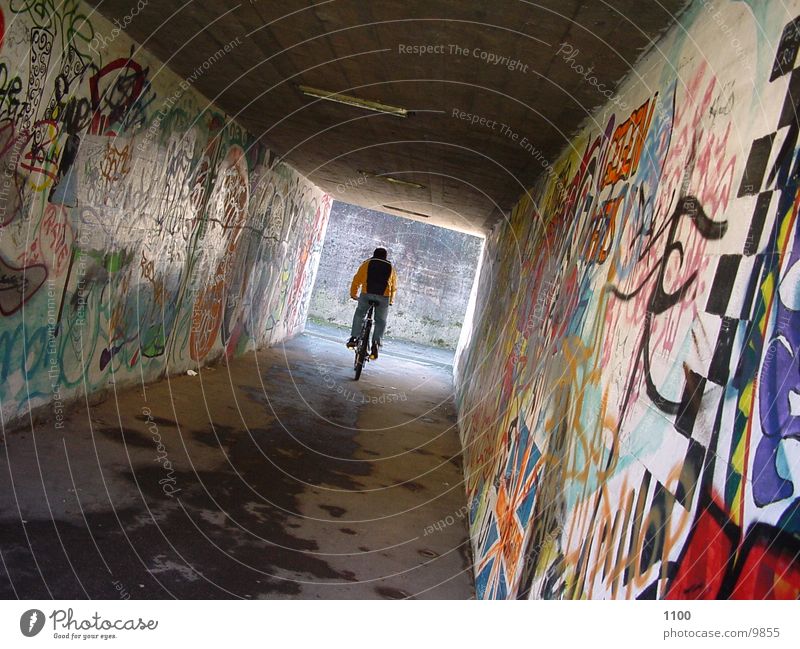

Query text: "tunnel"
[0, 0, 799, 605]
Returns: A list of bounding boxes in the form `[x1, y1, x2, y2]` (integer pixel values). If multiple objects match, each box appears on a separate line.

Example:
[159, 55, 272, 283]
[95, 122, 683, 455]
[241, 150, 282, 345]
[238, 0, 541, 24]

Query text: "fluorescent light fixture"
[383, 205, 430, 218]
[383, 176, 425, 188]
[357, 169, 425, 189]
[298, 85, 408, 117]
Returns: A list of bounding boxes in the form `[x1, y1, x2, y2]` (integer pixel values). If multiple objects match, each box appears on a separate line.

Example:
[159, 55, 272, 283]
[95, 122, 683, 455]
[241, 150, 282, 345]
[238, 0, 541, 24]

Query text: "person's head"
[372, 247, 388, 260]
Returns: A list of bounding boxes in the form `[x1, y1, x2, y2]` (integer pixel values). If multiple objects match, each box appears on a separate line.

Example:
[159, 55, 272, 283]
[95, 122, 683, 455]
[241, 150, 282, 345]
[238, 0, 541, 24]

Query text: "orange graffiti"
[190, 266, 224, 361]
[603, 97, 657, 188]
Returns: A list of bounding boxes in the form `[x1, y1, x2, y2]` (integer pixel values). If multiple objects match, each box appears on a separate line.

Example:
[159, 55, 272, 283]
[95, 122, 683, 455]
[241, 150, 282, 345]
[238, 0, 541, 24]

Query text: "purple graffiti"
[755, 216, 800, 506]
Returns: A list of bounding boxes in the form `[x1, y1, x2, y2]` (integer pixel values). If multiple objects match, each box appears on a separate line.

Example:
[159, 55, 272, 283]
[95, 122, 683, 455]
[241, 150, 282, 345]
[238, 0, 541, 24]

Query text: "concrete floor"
[0, 326, 474, 599]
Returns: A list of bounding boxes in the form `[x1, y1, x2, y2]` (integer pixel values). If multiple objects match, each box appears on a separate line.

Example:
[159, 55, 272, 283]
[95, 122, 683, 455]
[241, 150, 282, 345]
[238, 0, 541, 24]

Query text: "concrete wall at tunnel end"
[0, 1, 332, 430]
[454, 0, 800, 599]
[309, 201, 483, 349]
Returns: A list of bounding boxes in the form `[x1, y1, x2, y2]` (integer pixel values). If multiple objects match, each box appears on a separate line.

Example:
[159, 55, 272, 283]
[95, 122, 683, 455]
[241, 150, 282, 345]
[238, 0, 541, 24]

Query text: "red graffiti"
[730, 532, 800, 599]
[89, 58, 146, 136]
[667, 501, 800, 599]
[666, 503, 734, 599]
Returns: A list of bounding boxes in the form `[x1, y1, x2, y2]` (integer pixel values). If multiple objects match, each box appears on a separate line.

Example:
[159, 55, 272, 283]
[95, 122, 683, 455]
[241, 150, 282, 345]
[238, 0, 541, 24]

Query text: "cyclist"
[346, 247, 397, 359]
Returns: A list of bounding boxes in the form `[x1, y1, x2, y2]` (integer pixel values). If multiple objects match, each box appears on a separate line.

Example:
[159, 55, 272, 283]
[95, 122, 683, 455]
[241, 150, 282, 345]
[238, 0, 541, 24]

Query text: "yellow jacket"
[350, 258, 397, 304]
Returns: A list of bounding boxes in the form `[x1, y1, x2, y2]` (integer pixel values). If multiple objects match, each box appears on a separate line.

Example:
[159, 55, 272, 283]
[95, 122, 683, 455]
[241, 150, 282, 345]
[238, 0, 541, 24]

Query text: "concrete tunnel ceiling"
[87, 0, 690, 234]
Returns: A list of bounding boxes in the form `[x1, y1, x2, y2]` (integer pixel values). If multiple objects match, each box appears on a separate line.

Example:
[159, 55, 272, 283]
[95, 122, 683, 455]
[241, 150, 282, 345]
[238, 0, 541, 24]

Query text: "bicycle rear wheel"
[354, 321, 372, 380]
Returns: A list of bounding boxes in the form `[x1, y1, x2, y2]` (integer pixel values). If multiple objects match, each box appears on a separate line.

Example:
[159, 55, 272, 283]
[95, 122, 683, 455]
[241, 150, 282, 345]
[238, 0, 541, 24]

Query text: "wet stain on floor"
[96, 427, 155, 450]
[134, 414, 178, 428]
[375, 586, 414, 600]
[320, 505, 347, 518]
[401, 481, 424, 493]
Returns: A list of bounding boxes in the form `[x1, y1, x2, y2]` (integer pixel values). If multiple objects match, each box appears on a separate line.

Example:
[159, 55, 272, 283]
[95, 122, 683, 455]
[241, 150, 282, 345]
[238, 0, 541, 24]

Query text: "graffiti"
[8, 0, 96, 50]
[602, 97, 656, 188]
[0, 62, 25, 121]
[0, 253, 46, 315]
[475, 416, 543, 598]
[613, 195, 727, 424]
[98, 140, 130, 182]
[456, 3, 800, 600]
[44, 44, 91, 133]
[16, 202, 73, 274]
[0, 1, 332, 424]
[20, 118, 60, 190]
[17, 27, 52, 131]
[88, 56, 153, 135]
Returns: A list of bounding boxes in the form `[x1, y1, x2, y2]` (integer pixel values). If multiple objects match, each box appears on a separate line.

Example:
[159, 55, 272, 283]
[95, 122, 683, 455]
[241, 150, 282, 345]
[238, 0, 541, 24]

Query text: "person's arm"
[388, 268, 397, 305]
[350, 261, 368, 299]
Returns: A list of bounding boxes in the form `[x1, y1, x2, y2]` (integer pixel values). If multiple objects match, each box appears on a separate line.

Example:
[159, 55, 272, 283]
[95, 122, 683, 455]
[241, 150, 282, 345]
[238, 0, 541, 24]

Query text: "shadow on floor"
[0, 327, 475, 599]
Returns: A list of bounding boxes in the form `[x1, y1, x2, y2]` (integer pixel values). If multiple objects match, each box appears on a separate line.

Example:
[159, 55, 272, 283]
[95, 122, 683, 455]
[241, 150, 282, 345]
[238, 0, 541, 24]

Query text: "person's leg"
[350, 294, 369, 338]
[371, 296, 389, 345]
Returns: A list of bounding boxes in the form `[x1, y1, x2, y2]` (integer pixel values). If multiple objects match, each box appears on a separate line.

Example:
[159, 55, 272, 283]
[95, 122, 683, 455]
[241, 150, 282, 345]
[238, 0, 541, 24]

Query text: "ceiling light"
[383, 176, 425, 188]
[298, 85, 408, 117]
[358, 169, 425, 189]
[383, 205, 430, 218]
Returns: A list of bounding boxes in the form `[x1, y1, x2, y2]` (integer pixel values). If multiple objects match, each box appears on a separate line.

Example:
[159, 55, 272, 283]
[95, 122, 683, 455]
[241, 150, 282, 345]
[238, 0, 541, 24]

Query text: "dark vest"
[366, 258, 392, 295]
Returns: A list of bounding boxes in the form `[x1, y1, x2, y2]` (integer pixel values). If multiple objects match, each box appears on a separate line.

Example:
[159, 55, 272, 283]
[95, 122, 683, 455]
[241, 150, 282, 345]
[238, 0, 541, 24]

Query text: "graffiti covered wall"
[0, 1, 332, 427]
[455, 0, 800, 599]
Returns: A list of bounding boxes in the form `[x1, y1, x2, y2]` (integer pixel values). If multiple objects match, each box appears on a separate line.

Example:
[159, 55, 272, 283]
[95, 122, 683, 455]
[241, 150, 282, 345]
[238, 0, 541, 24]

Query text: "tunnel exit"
[307, 201, 483, 351]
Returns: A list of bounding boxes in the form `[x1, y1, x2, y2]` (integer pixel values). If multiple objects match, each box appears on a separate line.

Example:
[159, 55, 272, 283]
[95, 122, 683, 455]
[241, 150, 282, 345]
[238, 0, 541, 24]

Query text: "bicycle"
[352, 298, 379, 380]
